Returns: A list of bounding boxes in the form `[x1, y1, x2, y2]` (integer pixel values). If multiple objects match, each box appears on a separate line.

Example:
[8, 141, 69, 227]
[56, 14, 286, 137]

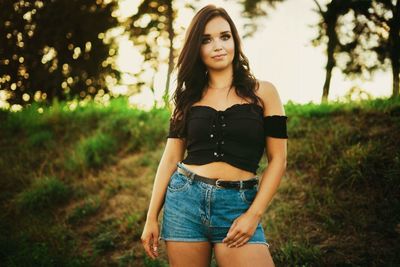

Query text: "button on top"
[222, 123, 226, 127]
[210, 134, 214, 138]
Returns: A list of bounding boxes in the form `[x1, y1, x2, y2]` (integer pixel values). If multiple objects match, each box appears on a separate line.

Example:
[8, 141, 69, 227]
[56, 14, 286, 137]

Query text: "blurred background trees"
[122, 0, 182, 109]
[240, 0, 399, 102]
[0, 0, 399, 108]
[0, 0, 120, 106]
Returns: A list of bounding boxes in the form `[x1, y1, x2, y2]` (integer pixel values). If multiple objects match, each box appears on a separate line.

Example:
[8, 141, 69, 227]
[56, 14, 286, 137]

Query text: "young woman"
[141, 4, 288, 267]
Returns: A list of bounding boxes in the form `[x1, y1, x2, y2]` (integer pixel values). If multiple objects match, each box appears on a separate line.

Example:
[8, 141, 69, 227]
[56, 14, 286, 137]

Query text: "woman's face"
[200, 16, 235, 72]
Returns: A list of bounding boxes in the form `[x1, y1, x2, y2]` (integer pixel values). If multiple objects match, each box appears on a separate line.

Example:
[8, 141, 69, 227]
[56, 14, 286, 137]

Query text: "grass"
[67, 196, 102, 224]
[275, 240, 322, 266]
[14, 176, 71, 212]
[0, 95, 399, 266]
[261, 96, 400, 266]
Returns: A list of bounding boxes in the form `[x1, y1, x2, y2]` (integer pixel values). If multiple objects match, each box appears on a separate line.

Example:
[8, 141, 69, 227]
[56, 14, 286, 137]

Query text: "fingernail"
[153, 247, 158, 251]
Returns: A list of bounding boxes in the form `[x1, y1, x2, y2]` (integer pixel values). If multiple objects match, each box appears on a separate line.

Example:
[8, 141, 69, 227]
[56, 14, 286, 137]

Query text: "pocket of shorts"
[167, 172, 190, 192]
[239, 187, 258, 204]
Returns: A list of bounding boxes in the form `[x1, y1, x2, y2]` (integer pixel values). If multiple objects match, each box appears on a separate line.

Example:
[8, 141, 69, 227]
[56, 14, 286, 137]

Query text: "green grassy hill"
[0, 96, 399, 266]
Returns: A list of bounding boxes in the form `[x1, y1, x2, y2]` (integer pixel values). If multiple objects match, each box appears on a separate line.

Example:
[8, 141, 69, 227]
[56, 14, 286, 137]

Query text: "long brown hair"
[169, 4, 263, 137]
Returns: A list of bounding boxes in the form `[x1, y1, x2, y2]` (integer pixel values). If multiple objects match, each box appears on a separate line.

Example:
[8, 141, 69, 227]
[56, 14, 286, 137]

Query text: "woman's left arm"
[222, 81, 288, 248]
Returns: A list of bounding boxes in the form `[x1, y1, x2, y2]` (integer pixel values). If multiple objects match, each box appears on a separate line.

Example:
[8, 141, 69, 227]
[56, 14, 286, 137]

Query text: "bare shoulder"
[255, 80, 286, 116]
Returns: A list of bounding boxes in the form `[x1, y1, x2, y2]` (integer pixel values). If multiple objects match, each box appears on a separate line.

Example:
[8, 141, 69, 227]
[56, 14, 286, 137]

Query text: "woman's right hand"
[141, 218, 160, 260]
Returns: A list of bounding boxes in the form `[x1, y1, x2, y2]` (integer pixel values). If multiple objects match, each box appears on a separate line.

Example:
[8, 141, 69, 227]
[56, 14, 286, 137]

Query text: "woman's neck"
[207, 66, 233, 91]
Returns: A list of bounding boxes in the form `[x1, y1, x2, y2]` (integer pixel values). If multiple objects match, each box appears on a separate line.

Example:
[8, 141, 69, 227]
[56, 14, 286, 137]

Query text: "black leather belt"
[176, 162, 259, 189]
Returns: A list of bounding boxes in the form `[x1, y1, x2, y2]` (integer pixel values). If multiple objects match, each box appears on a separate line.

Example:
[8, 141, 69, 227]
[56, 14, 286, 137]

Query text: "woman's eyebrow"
[202, 31, 231, 37]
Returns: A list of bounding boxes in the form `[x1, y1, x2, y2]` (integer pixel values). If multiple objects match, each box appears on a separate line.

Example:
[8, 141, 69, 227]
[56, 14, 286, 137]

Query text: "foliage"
[0, 0, 120, 106]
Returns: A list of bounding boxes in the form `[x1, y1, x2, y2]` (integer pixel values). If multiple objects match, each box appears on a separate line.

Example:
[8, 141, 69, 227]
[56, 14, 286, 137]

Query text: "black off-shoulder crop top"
[166, 103, 288, 174]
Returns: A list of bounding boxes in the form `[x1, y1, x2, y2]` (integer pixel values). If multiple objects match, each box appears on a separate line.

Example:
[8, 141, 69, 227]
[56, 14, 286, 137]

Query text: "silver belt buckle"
[215, 179, 224, 189]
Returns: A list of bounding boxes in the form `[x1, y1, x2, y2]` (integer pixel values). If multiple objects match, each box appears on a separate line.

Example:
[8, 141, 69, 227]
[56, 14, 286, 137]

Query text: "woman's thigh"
[166, 241, 213, 267]
[214, 243, 274, 267]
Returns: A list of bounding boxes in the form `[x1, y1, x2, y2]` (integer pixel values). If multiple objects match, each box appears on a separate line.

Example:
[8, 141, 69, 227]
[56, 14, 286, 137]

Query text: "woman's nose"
[213, 39, 224, 50]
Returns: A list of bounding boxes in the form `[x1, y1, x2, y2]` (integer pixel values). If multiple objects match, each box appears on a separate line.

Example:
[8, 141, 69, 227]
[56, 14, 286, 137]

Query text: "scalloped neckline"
[190, 102, 263, 113]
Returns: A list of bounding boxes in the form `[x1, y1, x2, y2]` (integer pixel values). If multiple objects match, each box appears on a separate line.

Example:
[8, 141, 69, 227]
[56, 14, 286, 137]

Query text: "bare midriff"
[179, 162, 257, 181]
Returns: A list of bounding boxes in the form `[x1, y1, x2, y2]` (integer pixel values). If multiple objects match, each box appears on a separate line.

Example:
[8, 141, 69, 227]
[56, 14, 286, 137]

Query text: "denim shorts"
[159, 168, 270, 247]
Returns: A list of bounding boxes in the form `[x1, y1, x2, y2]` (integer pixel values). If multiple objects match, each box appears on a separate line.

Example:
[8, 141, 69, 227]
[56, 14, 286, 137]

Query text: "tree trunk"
[164, 0, 175, 109]
[321, 20, 337, 103]
[150, 73, 157, 109]
[322, 65, 333, 103]
[390, 0, 400, 98]
[392, 65, 399, 98]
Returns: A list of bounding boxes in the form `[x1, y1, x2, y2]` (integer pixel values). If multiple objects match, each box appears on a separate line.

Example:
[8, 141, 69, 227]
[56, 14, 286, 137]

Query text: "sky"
[115, 0, 393, 109]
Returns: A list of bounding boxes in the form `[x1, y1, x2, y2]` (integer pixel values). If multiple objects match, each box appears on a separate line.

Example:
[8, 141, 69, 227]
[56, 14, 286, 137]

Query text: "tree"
[238, 0, 284, 38]
[331, 0, 399, 99]
[238, 0, 348, 102]
[0, 0, 120, 107]
[311, 0, 372, 102]
[123, 0, 183, 108]
[239, 0, 400, 102]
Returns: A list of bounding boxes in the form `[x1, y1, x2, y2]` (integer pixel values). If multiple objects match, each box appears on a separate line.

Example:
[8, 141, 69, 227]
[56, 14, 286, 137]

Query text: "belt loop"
[177, 162, 195, 181]
[177, 161, 186, 172]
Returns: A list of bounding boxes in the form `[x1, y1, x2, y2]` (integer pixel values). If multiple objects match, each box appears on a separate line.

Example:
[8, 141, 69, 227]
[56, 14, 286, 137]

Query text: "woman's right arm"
[141, 137, 186, 259]
[146, 138, 187, 221]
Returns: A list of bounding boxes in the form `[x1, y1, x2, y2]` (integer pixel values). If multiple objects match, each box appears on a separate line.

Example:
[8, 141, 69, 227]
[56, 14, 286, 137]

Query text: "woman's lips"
[212, 54, 226, 60]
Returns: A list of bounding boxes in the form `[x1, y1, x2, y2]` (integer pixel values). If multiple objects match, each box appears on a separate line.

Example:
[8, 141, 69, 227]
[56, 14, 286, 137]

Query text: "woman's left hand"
[222, 211, 260, 248]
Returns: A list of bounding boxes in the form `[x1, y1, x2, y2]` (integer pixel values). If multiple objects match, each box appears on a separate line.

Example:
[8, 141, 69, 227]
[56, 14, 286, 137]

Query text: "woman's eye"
[202, 38, 210, 44]
[201, 35, 231, 44]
